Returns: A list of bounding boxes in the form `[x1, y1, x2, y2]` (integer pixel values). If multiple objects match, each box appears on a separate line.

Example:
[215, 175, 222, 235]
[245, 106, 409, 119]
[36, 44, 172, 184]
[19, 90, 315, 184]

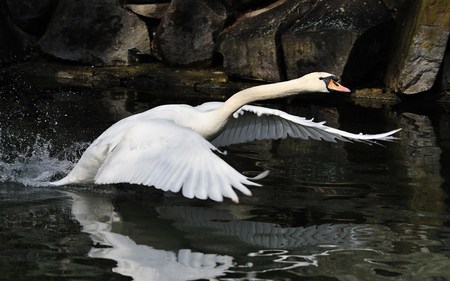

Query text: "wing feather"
[94, 120, 260, 202]
[203, 103, 400, 147]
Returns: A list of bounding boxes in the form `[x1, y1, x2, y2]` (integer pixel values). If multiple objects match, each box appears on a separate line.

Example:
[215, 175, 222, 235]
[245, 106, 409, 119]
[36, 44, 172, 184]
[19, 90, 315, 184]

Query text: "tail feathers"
[49, 169, 96, 186]
[49, 149, 106, 186]
[49, 177, 73, 186]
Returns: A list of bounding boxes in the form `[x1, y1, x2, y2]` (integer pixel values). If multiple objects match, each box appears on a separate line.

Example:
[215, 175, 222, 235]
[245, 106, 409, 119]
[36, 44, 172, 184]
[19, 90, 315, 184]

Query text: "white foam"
[0, 132, 89, 187]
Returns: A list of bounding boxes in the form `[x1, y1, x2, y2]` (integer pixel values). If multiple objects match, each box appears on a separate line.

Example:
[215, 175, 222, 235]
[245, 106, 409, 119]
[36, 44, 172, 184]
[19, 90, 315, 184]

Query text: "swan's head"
[298, 72, 351, 93]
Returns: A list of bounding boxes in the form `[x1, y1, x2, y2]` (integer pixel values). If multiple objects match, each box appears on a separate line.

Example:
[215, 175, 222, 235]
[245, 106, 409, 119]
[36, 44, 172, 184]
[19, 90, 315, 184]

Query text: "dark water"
[1, 86, 450, 281]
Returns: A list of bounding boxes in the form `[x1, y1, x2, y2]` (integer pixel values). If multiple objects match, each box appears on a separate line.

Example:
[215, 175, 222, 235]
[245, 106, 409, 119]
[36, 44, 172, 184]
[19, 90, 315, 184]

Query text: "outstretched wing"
[199, 103, 401, 147]
[94, 119, 262, 202]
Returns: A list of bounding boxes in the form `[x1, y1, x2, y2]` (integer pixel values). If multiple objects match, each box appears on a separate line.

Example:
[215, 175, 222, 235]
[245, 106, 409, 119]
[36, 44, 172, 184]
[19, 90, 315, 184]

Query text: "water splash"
[0, 130, 89, 186]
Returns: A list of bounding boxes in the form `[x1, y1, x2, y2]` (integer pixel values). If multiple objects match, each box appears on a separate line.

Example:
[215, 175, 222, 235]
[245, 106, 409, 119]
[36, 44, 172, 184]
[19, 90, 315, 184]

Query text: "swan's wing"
[94, 120, 262, 203]
[50, 118, 135, 186]
[211, 104, 401, 147]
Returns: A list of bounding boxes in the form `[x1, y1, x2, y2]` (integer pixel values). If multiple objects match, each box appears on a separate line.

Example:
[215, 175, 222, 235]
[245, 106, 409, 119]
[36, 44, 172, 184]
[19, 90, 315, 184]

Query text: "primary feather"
[196, 102, 400, 147]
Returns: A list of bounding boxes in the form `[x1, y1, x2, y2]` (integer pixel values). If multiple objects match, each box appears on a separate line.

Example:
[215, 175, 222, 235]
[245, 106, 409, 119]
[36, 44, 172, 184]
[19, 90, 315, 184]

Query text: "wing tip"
[250, 170, 270, 181]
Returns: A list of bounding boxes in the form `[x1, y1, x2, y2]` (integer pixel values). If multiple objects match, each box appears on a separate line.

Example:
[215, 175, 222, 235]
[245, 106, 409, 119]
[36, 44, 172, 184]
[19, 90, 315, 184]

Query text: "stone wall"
[0, 0, 449, 94]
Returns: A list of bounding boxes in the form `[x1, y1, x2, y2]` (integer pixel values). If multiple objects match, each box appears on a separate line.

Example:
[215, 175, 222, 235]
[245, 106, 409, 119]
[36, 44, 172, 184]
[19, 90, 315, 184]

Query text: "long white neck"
[212, 76, 311, 122]
[194, 74, 329, 138]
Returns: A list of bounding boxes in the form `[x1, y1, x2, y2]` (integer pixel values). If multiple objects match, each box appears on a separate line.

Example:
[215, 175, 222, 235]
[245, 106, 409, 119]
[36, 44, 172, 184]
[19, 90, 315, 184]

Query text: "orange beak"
[328, 80, 351, 93]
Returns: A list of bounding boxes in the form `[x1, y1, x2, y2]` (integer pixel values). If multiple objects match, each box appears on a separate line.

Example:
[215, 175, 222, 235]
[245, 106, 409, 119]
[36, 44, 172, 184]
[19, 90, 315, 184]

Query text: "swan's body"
[51, 72, 400, 202]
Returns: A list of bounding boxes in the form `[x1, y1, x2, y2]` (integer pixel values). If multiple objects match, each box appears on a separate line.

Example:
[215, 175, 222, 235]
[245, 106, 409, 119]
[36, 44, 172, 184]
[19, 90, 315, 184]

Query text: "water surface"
[1, 86, 450, 281]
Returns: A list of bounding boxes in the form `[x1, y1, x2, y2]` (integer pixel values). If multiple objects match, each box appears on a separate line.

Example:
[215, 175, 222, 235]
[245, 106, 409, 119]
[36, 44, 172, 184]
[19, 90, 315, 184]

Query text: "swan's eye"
[319, 75, 338, 83]
[319, 76, 333, 86]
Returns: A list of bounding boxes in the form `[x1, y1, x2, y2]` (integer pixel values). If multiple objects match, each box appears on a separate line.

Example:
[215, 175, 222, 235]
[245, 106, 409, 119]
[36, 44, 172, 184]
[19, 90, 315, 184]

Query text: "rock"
[126, 3, 169, 19]
[8, 59, 230, 95]
[38, 0, 150, 66]
[218, 0, 392, 83]
[218, 0, 314, 81]
[282, 0, 392, 83]
[154, 0, 227, 66]
[385, 0, 450, 94]
[5, 0, 57, 36]
[125, 3, 169, 61]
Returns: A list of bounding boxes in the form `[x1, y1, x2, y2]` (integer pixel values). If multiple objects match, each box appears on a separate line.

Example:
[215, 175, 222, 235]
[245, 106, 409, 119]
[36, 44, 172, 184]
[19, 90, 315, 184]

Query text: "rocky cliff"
[1, 0, 449, 95]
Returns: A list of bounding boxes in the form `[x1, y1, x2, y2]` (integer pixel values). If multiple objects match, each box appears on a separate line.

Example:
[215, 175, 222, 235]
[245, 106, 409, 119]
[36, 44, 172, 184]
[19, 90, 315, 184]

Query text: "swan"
[51, 72, 400, 202]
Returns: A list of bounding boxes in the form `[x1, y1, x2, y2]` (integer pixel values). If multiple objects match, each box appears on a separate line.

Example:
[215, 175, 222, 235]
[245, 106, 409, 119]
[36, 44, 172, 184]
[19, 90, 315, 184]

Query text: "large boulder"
[154, 0, 227, 66]
[282, 0, 392, 83]
[38, 0, 150, 66]
[217, 0, 313, 81]
[385, 0, 450, 94]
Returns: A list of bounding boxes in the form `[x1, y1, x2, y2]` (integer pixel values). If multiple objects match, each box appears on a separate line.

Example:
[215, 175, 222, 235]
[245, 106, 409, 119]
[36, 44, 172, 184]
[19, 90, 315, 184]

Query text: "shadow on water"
[1, 85, 450, 280]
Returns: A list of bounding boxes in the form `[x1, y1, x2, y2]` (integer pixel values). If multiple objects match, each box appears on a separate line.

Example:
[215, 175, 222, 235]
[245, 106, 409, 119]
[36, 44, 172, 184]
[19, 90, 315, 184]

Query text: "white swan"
[51, 72, 400, 202]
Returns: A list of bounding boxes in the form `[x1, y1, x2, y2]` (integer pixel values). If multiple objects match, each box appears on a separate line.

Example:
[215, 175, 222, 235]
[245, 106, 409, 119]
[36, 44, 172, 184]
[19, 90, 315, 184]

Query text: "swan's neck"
[212, 78, 305, 121]
[196, 76, 323, 138]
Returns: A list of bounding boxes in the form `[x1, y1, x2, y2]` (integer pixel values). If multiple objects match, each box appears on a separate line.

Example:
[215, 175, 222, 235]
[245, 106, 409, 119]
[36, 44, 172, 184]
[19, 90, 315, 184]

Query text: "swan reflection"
[68, 192, 398, 280]
[69, 192, 233, 281]
[156, 206, 396, 253]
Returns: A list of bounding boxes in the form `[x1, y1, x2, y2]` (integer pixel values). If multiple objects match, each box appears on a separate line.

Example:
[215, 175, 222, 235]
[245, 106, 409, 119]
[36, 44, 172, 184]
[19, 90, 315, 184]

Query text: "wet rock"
[155, 0, 227, 66]
[38, 0, 150, 66]
[217, 0, 314, 81]
[126, 3, 169, 19]
[5, 0, 57, 36]
[385, 0, 450, 94]
[8, 59, 230, 95]
[282, 0, 392, 83]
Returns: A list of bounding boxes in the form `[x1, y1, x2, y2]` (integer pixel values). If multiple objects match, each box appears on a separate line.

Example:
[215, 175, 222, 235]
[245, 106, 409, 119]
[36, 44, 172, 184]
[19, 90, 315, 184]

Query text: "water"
[1, 85, 450, 281]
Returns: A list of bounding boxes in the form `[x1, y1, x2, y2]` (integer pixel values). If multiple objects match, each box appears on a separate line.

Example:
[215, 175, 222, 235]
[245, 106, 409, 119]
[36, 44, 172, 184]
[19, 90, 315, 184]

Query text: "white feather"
[89, 120, 255, 202]
[198, 103, 401, 147]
